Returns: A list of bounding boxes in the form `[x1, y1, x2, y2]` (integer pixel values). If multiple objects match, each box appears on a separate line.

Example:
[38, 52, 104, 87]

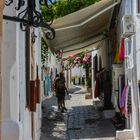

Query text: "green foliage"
[41, 5, 54, 22]
[41, 0, 101, 63]
[41, 38, 49, 64]
[41, 0, 101, 21]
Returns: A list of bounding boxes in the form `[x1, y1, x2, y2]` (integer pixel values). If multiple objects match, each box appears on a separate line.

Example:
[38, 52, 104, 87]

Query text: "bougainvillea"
[62, 51, 91, 70]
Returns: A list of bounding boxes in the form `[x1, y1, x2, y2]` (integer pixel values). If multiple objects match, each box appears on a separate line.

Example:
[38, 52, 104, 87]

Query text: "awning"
[62, 35, 105, 58]
[43, 0, 120, 53]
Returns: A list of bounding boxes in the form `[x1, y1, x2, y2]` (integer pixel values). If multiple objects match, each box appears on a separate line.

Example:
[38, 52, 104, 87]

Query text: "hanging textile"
[125, 86, 132, 118]
[50, 68, 53, 92]
[114, 41, 120, 63]
[119, 38, 125, 62]
[99, 56, 102, 71]
[104, 70, 113, 109]
[93, 54, 98, 81]
[120, 85, 130, 117]
[118, 75, 125, 109]
[45, 74, 51, 96]
[94, 76, 99, 98]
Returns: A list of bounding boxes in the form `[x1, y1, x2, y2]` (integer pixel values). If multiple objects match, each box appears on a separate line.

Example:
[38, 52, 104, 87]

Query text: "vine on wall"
[41, 38, 49, 65]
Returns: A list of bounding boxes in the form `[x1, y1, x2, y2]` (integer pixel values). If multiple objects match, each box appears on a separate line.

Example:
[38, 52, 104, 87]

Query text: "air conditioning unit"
[122, 15, 135, 37]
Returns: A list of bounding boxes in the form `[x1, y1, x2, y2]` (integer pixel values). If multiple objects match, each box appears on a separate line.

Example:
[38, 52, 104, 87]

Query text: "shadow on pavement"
[40, 96, 68, 140]
[40, 87, 116, 140]
[74, 91, 87, 94]
[65, 95, 72, 100]
[67, 87, 81, 94]
[67, 105, 116, 139]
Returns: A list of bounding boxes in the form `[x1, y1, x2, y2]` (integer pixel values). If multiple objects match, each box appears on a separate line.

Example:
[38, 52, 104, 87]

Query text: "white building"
[1, 0, 140, 140]
[115, 0, 140, 139]
[0, 1, 43, 140]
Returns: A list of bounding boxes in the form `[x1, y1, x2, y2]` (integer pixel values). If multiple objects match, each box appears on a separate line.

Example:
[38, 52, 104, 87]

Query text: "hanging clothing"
[99, 56, 102, 71]
[118, 75, 125, 109]
[125, 86, 132, 118]
[120, 85, 130, 117]
[104, 70, 113, 109]
[50, 68, 53, 92]
[114, 41, 120, 63]
[45, 74, 51, 96]
[93, 55, 98, 81]
[94, 77, 99, 98]
[119, 38, 125, 62]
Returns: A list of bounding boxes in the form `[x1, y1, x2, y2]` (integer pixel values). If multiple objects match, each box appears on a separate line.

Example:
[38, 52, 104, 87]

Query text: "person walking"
[54, 74, 61, 110]
[58, 72, 68, 112]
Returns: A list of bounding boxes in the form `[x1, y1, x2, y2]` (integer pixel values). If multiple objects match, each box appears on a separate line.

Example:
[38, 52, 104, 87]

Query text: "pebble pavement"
[40, 86, 116, 140]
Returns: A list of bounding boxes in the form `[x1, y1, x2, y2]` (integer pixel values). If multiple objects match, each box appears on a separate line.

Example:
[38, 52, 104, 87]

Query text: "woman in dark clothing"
[54, 74, 61, 110]
[59, 72, 68, 112]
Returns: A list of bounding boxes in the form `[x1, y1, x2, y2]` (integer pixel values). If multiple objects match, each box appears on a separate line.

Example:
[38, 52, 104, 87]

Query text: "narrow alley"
[40, 86, 116, 140]
[2, 0, 140, 140]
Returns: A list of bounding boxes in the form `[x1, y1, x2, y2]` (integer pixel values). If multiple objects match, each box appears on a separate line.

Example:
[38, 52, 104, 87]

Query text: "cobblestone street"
[40, 87, 116, 140]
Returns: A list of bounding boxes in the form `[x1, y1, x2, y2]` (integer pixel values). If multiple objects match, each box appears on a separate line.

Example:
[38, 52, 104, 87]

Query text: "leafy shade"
[62, 52, 91, 70]
[41, 0, 101, 21]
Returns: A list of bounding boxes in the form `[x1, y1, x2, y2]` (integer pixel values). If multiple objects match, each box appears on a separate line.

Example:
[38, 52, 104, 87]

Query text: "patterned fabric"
[126, 86, 132, 117]
[45, 74, 51, 96]
[119, 38, 125, 62]
[120, 85, 129, 116]
[120, 85, 132, 118]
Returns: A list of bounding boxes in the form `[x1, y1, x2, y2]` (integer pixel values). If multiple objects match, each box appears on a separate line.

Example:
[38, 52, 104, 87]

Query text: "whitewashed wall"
[2, 1, 42, 140]
[132, 0, 140, 138]
[47, 51, 61, 80]
[2, 0, 22, 140]
[71, 66, 85, 77]
[116, 0, 140, 139]
[97, 40, 107, 69]
[1, 1, 22, 140]
[34, 28, 42, 140]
